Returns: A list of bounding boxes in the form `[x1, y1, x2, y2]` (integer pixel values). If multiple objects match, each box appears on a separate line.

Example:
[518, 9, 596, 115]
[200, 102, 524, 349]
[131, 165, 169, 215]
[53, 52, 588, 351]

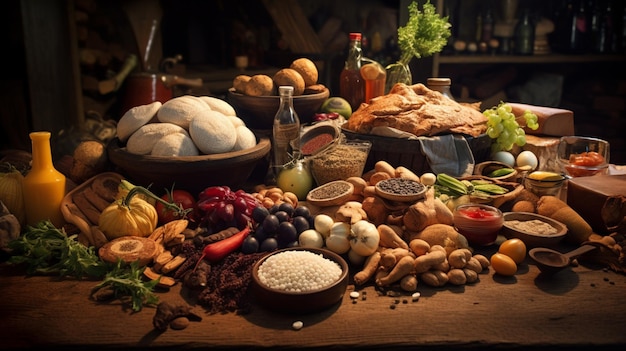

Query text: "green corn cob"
[487, 168, 515, 178]
[473, 183, 509, 195]
[436, 173, 468, 195]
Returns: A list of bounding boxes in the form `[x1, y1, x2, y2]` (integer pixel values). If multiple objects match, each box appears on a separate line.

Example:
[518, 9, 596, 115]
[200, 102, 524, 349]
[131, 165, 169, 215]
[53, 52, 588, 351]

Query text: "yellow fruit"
[498, 238, 527, 264]
[527, 171, 563, 181]
[490, 253, 517, 276]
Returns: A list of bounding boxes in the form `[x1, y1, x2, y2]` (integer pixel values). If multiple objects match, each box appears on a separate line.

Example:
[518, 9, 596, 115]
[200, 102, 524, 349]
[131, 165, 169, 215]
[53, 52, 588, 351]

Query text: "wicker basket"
[341, 127, 492, 175]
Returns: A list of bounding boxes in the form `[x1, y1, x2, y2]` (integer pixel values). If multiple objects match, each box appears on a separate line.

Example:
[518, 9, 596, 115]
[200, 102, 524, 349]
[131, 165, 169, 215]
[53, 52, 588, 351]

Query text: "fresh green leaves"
[92, 260, 160, 312]
[8, 220, 159, 311]
[397, 0, 451, 63]
[8, 221, 109, 278]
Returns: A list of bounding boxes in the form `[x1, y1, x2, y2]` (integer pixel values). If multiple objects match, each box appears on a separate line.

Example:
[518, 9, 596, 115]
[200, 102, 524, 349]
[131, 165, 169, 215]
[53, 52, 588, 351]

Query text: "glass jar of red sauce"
[453, 204, 504, 246]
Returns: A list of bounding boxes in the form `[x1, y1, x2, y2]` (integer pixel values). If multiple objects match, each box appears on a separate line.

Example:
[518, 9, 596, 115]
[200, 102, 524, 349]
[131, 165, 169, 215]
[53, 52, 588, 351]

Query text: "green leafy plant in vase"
[385, 0, 451, 93]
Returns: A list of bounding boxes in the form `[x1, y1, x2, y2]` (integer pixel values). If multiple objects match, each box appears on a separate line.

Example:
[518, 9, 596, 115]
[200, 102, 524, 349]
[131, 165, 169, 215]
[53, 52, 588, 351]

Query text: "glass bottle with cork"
[272, 85, 301, 175]
[22, 131, 66, 227]
[340, 32, 365, 112]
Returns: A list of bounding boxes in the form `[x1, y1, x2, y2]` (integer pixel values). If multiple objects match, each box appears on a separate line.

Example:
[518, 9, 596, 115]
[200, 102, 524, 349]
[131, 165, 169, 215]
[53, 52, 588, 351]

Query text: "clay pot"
[121, 72, 203, 116]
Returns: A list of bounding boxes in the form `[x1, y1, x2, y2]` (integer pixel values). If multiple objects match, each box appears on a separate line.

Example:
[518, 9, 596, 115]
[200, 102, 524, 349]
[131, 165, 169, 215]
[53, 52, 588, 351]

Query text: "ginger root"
[153, 301, 202, 332]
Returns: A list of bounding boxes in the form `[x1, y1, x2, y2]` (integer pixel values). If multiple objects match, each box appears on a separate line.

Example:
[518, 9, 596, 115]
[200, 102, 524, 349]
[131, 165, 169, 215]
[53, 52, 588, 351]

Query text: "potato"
[244, 75, 274, 96]
[233, 74, 250, 93]
[273, 68, 305, 96]
[290, 58, 318, 87]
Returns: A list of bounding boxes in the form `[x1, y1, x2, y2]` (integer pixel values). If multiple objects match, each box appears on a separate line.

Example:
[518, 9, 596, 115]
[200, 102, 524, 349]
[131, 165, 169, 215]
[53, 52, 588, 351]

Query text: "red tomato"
[156, 189, 197, 224]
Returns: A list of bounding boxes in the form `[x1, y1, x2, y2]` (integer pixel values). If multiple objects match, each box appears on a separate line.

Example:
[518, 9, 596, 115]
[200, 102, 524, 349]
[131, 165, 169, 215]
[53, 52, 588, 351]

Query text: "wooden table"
[1, 241, 625, 351]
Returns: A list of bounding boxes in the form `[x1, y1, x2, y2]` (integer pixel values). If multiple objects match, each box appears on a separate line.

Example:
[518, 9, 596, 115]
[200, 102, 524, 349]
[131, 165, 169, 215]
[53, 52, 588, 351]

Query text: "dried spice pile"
[196, 251, 265, 314]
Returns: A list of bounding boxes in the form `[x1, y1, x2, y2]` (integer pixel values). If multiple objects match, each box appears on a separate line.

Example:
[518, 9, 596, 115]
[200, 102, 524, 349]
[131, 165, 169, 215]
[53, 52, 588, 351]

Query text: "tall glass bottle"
[22, 131, 66, 227]
[272, 86, 301, 173]
[514, 9, 535, 55]
[340, 32, 365, 112]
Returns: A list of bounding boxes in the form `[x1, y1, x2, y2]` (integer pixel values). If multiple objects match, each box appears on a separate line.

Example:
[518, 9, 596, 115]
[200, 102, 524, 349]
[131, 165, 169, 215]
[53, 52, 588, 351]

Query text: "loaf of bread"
[345, 83, 488, 137]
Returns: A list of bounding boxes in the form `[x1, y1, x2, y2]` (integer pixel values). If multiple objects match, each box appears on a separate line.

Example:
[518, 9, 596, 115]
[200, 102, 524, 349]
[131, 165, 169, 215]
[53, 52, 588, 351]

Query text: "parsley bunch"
[8, 221, 109, 278]
[8, 220, 159, 311]
[397, 0, 451, 64]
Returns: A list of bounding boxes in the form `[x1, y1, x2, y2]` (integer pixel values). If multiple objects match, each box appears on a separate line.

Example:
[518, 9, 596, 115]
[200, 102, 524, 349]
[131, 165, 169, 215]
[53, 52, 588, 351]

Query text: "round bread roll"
[189, 110, 237, 154]
[290, 58, 318, 87]
[198, 96, 237, 116]
[273, 68, 305, 96]
[98, 236, 158, 266]
[232, 126, 257, 151]
[244, 74, 274, 96]
[117, 101, 162, 142]
[151, 132, 199, 157]
[126, 122, 188, 155]
[157, 95, 210, 130]
[233, 74, 251, 93]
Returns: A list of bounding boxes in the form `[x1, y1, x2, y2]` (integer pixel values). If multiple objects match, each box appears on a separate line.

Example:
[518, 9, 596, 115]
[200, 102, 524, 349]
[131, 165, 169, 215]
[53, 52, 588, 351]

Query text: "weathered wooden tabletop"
[1, 242, 625, 351]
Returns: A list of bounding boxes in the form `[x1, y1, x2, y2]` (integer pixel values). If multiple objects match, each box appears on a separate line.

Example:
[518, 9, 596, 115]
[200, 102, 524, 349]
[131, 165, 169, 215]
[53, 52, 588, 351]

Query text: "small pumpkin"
[99, 196, 158, 240]
[99, 185, 190, 240]
[0, 164, 26, 225]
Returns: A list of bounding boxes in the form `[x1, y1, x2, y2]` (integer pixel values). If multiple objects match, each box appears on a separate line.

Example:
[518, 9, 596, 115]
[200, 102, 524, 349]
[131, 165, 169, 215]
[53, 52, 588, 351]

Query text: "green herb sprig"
[8, 221, 109, 278]
[397, 0, 451, 64]
[92, 260, 160, 312]
[8, 220, 159, 311]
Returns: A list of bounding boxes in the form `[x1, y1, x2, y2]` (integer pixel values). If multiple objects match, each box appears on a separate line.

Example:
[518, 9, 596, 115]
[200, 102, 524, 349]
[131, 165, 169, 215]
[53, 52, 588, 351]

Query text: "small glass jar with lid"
[427, 77, 455, 101]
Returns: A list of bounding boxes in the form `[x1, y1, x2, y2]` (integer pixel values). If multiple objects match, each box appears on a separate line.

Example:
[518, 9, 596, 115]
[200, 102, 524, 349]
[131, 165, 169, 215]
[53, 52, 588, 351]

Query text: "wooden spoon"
[529, 244, 597, 275]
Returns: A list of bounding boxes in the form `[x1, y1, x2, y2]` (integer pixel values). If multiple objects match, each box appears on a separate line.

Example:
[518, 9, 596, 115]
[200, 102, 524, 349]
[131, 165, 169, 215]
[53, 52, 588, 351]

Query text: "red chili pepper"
[195, 225, 251, 267]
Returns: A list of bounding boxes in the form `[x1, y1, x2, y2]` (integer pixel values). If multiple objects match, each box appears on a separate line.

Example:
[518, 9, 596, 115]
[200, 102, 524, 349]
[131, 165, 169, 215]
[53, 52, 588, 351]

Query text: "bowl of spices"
[300, 123, 339, 156]
[250, 247, 349, 314]
[502, 212, 567, 248]
[308, 138, 371, 186]
[375, 178, 426, 202]
[306, 180, 354, 207]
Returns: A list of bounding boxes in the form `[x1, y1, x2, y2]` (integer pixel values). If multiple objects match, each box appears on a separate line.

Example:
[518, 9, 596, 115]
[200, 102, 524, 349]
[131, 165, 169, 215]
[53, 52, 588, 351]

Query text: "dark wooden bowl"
[250, 247, 349, 314]
[106, 136, 270, 195]
[227, 88, 329, 130]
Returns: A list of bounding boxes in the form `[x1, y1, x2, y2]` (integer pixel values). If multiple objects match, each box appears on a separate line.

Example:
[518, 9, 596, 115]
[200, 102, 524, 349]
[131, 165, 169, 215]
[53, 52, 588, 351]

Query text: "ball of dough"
[157, 95, 210, 130]
[232, 126, 257, 151]
[151, 132, 199, 157]
[126, 123, 188, 155]
[198, 96, 237, 116]
[189, 110, 237, 154]
[117, 101, 162, 142]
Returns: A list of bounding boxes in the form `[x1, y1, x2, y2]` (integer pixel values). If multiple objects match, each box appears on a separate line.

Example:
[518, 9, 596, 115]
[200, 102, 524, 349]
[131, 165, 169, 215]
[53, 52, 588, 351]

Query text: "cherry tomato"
[498, 238, 527, 264]
[490, 253, 517, 276]
[569, 151, 605, 167]
[155, 189, 197, 224]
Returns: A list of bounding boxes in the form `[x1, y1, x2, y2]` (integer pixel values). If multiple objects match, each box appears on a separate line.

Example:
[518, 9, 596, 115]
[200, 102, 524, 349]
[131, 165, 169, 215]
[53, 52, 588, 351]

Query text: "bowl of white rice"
[250, 247, 349, 314]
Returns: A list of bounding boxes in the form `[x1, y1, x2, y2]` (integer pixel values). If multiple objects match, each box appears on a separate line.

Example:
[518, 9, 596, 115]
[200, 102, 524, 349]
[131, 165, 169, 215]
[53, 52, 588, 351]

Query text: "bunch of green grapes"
[483, 102, 538, 152]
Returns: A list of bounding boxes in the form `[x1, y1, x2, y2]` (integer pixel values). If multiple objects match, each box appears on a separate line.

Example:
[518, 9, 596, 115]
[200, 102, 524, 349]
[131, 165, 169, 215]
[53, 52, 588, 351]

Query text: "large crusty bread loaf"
[345, 83, 488, 137]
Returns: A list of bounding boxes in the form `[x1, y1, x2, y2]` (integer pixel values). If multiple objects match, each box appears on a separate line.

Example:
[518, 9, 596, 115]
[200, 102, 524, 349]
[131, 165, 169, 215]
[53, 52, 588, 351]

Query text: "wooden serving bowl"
[227, 87, 330, 130]
[502, 212, 568, 248]
[250, 247, 349, 314]
[106, 136, 270, 195]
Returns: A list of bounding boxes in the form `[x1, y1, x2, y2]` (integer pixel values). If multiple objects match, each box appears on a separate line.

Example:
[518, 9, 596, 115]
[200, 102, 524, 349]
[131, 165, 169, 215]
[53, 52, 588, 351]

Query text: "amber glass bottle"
[340, 32, 365, 112]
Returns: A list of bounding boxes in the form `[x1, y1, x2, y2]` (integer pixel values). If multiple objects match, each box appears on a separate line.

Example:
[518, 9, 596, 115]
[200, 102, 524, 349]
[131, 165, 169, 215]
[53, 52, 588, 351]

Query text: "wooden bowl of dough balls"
[227, 57, 330, 129]
[107, 95, 271, 194]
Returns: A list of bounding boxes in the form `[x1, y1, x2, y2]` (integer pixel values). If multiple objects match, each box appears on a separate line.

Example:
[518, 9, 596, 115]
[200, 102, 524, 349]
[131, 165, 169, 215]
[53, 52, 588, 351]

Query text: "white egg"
[492, 151, 515, 167]
[516, 150, 538, 171]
